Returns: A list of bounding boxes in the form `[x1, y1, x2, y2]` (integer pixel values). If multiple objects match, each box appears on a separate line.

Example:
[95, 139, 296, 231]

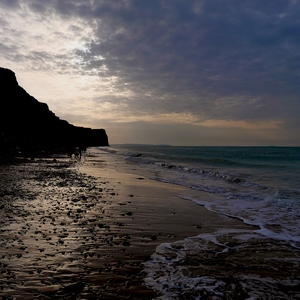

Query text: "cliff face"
[0, 67, 109, 156]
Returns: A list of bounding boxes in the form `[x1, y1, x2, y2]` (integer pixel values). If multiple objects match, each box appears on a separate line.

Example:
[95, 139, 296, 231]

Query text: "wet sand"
[3, 150, 299, 299]
[0, 151, 253, 299]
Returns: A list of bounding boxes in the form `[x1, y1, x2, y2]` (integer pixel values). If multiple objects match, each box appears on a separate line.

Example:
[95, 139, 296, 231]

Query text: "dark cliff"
[0, 67, 109, 156]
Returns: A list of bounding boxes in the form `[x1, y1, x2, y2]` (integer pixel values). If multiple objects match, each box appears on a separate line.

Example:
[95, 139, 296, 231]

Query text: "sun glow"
[109, 113, 281, 130]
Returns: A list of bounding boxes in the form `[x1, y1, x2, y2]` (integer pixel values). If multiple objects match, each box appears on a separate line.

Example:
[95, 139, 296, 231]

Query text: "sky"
[1, 0, 300, 146]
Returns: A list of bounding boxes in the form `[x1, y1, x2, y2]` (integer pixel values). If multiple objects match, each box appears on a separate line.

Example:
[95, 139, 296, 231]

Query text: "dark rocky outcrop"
[0, 67, 109, 157]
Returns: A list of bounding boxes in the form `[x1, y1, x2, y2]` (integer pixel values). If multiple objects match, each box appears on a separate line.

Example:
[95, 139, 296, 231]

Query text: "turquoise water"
[112, 145, 300, 171]
[114, 144, 300, 189]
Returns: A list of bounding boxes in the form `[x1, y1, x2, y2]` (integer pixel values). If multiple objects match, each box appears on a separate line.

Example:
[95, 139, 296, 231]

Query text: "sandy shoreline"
[1, 150, 299, 299]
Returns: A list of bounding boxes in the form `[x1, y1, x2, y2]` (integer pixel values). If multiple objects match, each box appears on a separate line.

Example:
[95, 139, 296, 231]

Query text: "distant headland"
[0, 67, 109, 157]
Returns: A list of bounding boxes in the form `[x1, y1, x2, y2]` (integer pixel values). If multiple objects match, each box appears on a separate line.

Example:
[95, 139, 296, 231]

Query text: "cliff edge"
[0, 67, 109, 157]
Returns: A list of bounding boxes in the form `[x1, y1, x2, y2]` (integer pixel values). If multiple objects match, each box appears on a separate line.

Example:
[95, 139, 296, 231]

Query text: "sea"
[94, 145, 300, 299]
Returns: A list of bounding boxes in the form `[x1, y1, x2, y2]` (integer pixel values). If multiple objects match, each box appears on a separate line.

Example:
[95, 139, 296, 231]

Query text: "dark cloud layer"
[48, 1, 300, 118]
[1, 0, 300, 144]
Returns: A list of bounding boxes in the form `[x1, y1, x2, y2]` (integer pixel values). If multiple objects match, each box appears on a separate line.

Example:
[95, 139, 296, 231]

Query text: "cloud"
[0, 0, 300, 145]
[0, 0, 19, 9]
[69, 0, 300, 121]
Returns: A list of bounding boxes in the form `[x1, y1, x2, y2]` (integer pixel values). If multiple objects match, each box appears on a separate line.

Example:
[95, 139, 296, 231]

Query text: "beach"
[0, 149, 299, 299]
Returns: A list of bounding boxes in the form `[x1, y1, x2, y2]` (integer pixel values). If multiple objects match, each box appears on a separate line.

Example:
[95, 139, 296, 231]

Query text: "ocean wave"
[98, 146, 300, 245]
[125, 155, 256, 188]
[144, 230, 300, 299]
[122, 151, 300, 245]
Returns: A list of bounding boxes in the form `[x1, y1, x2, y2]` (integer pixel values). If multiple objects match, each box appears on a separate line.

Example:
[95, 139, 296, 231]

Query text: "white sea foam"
[180, 195, 300, 245]
[144, 230, 300, 299]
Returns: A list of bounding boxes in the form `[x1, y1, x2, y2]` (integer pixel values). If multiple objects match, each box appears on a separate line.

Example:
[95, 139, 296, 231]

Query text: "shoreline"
[1, 150, 299, 299]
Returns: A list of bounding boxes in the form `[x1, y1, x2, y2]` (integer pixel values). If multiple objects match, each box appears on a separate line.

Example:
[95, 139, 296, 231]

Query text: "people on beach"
[67, 146, 83, 159]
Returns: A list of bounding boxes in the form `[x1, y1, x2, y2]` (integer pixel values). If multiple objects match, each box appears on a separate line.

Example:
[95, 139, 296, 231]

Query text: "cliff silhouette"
[0, 67, 109, 157]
